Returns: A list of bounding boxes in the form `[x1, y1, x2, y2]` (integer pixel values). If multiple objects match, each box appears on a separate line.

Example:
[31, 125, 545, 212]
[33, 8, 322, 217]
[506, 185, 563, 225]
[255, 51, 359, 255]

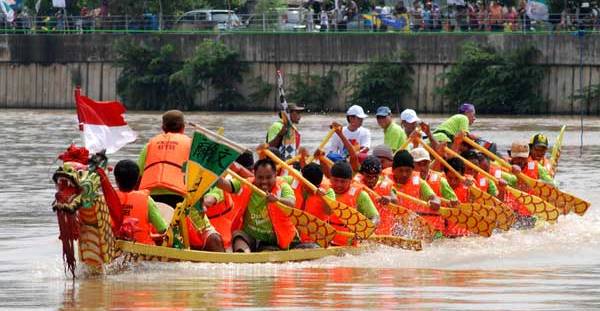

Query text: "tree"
[114, 40, 191, 110]
[437, 42, 545, 114]
[288, 71, 339, 112]
[171, 39, 248, 110]
[349, 51, 414, 112]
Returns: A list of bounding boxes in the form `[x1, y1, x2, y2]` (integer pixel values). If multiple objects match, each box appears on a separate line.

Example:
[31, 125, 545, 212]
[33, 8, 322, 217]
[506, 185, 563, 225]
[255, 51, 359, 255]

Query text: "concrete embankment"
[1, 33, 599, 114]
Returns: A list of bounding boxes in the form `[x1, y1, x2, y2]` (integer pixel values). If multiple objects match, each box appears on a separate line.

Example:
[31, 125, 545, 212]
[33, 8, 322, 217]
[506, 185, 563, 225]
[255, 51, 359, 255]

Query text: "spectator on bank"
[489, 1, 503, 31]
[411, 0, 423, 31]
[320, 9, 329, 31]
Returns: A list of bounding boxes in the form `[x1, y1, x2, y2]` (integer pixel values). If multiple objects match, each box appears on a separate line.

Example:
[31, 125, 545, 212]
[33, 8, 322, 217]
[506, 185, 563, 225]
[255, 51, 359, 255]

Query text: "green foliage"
[172, 39, 247, 110]
[115, 40, 191, 110]
[349, 52, 414, 112]
[288, 71, 340, 112]
[571, 84, 600, 114]
[248, 76, 273, 109]
[437, 42, 545, 114]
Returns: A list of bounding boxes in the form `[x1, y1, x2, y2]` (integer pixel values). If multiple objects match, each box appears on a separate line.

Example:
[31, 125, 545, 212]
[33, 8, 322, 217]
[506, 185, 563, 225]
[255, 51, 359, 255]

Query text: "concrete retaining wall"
[1, 33, 599, 114]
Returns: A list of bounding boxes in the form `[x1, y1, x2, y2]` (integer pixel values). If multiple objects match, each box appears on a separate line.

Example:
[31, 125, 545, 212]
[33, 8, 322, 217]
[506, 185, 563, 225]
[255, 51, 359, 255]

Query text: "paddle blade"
[368, 235, 422, 251]
[528, 180, 591, 216]
[276, 203, 336, 248]
[385, 203, 435, 241]
[469, 187, 516, 231]
[439, 206, 495, 238]
[506, 187, 560, 222]
[322, 196, 376, 239]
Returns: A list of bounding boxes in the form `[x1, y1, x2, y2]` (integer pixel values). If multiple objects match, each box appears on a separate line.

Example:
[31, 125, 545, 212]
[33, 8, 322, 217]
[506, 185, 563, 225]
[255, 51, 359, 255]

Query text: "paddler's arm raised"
[331, 121, 359, 172]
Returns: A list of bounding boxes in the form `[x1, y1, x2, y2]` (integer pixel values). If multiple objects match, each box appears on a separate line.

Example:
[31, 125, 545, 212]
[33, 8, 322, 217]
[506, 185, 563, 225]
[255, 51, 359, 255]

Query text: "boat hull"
[117, 240, 367, 263]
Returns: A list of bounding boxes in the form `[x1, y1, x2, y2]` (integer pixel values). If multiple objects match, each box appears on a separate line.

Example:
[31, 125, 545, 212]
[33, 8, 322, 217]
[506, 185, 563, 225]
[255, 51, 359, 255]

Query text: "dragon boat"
[51, 149, 378, 276]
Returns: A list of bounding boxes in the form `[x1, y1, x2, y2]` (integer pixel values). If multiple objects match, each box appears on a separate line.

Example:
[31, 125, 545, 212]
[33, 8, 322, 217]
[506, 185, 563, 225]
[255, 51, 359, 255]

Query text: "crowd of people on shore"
[106, 102, 558, 253]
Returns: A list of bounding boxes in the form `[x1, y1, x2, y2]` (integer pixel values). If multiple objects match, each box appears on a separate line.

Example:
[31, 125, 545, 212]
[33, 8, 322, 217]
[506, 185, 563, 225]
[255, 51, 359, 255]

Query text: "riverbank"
[1, 33, 599, 114]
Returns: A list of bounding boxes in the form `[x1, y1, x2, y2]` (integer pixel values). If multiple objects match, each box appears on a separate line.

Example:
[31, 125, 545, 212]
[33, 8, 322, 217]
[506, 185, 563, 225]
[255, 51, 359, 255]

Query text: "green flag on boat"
[185, 129, 244, 206]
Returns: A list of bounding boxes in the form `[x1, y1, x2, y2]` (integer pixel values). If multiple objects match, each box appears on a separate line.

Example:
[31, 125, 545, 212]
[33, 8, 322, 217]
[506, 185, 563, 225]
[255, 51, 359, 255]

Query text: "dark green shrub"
[437, 42, 546, 114]
[349, 51, 414, 112]
[171, 39, 248, 110]
[248, 76, 274, 109]
[115, 40, 190, 110]
[288, 71, 339, 112]
[572, 84, 600, 115]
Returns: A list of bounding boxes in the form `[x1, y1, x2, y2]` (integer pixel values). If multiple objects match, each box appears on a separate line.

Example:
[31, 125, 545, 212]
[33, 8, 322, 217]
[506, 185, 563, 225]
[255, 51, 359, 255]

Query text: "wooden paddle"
[391, 184, 496, 238]
[550, 125, 566, 176]
[227, 169, 336, 248]
[306, 128, 336, 163]
[261, 148, 376, 240]
[463, 136, 590, 216]
[417, 139, 515, 231]
[443, 146, 560, 222]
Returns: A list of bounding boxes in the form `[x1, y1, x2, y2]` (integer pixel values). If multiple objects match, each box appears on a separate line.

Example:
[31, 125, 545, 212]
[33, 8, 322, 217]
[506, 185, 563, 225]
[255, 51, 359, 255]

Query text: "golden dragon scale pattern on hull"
[322, 196, 376, 239]
[276, 204, 337, 248]
[506, 187, 560, 222]
[528, 181, 590, 216]
[469, 187, 516, 231]
[439, 206, 495, 238]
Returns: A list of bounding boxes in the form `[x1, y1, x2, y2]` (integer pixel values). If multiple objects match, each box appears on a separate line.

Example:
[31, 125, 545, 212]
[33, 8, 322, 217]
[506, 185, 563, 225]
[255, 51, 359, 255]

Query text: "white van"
[174, 10, 241, 31]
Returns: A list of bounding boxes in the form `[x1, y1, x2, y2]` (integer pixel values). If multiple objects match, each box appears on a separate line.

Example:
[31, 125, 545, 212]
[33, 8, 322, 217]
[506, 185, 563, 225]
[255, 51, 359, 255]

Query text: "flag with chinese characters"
[185, 130, 244, 206]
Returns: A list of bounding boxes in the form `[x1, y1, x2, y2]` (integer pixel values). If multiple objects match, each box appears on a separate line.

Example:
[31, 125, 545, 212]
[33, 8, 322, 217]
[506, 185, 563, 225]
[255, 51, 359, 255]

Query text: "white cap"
[400, 109, 420, 123]
[410, 147, 431, 162]
[346, 105, 368, 119]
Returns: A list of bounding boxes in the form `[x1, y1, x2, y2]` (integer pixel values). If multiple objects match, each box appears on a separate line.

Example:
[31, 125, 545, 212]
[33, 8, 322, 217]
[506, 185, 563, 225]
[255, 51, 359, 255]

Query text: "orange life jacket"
[116, 190, 154, 245]
[475, 173, 490, 193]
[205, 190, 236, 248]
[426, 171, 444, 197]
[331, 183, 363, 246]
[233, 177, 297, 249]
[354, 173, 396, 235]
[489, 164, 503, 180]
[139, 132, 191, 195]
[395, 172, 445, 232]
[288, 177, 332, 243]
[523, 158, 539, 180]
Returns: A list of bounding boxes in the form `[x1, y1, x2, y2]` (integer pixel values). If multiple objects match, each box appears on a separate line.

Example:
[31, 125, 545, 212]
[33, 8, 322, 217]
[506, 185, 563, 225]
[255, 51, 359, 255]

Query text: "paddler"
[210, 158, 297, 253]
[375, 106, 406, 153]
[282, 163, 335, 245]
[201, 153, 255, 249]
[529, 133, 554, 176]
[461, 150, 499, 197]
[266, 103, 305, 160]
[432, 103, 477, 144]
[505, 141, 556, 188]
[329, 161, 380, 245]
[138, 110, 191, 208]
[353, 156, 396, 235]
[410, 147, 460, 203]
[390, 150, 443, 234]
[440, 157, 473, 237]
[372, 144, 394, 178]
[113, 159, 167, 245]
[326, 105, 371, 158]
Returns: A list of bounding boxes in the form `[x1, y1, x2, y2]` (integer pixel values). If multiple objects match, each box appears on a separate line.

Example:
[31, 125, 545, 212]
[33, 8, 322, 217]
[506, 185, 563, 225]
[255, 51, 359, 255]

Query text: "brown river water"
[1, 109, 599, 310]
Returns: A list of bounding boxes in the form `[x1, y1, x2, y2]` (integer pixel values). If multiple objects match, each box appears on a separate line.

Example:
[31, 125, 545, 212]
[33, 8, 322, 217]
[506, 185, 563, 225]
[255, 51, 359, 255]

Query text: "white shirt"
[326, 126, 371, 156]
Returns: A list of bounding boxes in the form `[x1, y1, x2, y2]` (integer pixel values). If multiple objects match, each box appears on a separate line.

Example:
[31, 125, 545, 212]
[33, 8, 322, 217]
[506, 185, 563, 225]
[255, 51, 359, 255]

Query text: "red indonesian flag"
[75, 87, 137, 154]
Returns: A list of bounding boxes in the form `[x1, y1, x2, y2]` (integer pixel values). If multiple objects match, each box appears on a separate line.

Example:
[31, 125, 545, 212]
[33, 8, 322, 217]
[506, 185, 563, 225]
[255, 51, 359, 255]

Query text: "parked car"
[278, 8, 306, 31]
[173, 10, 241, 31]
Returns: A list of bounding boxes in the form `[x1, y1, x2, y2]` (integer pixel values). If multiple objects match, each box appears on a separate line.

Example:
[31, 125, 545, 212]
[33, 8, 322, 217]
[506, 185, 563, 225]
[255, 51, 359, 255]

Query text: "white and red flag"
[75, 87, 137, 154]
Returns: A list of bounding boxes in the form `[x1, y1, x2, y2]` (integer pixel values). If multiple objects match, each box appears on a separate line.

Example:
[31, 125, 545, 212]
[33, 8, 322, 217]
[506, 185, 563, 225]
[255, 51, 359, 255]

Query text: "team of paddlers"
[110, 103, 561, 253]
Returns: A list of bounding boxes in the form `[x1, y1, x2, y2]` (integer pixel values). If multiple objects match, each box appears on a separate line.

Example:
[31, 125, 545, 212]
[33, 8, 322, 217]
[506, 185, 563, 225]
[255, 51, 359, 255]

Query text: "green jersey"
[384, 122, 407, 153]
[433, 114, 470, 143]
[231, 178, 296, 244]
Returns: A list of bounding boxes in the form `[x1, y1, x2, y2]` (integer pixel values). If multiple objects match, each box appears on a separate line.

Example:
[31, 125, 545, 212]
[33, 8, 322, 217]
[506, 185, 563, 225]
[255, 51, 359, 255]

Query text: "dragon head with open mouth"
[52, 145, 116, 277]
